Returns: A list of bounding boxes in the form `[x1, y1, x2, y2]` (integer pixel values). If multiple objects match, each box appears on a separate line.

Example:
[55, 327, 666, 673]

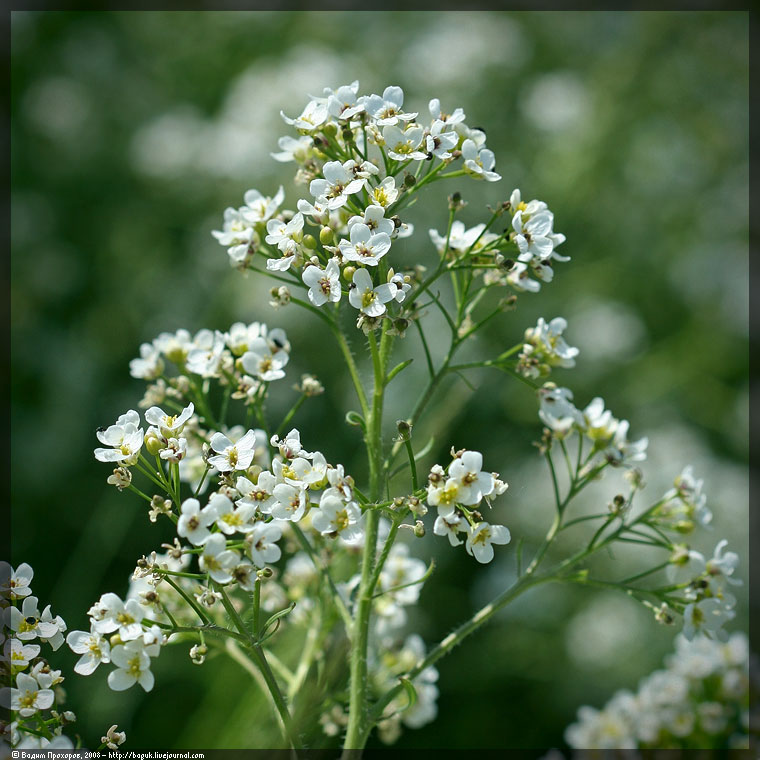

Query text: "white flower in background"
[129, 342, 164, 380]
[280, 99, 329, 131]
[348, 205, 394, 236]
[368, 176, 399, 208]
[10, 672, 55, 717]
[277, 451, 327, 488]
[604, 419, 648, 466]
[428, 221, 491, 256]
[538, 384, 581, 435]
[186, 330, 227, 377]
[144, 403, 194, 440]
[199, 534, 239, 584]
[310, 160, 366, 210]
[107, 639, 155, 692]
[159, 436, 186, 463]
[89, 593, 143, 641]
[425, 120, 459, 160]
[513, 208, 557, 260]
[271, 134, 314, 163]
[102, 725, 127, 750]
[389, 272, 411, 303]
[461, 138, 501, 181]
[580, 397, 618, 446]
[326, 80, 365, 120]
[270, 428, 311, 460]
[682, 598, 735, 641]
[383, 124, 427, 161]
[0, 562, 34, 599]
[705, 540, 741, 588]
[177, 497, 216, 546]
[428, 98, 465, 126]
[66, 630, 111, 675]
[153, 328, 194, 364]
[465, 521, 511, 563]
[339, 224, 392, 266]
[311, 494, 363, 540]
[94, 409, 144, 465]
[506, 260, 542, 293]
[520, 317, 579, 377]
[448, 450, 495, 506]
[212, 206, 255, 247]
[208, 429, 259, 472]
[303, 259, 342, 306]
[238, 187, 286, 227]
[361, 85, 417, 126]
[247, 522, 283, 568]
[241, 337, 289, 382]
[348, 268, 396, 317]
[265, 212, 304, 255]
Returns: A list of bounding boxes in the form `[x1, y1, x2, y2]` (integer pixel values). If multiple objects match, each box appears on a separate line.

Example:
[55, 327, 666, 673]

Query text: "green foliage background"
[11, 10, 749, 750]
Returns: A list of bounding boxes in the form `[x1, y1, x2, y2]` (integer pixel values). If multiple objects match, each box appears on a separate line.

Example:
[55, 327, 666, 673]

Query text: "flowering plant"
[5, 81, 746, 752]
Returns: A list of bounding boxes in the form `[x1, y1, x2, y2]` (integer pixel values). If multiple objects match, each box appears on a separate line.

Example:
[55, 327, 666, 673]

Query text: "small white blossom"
[465, 521, 511, 563]
[302, 259, 342, 307]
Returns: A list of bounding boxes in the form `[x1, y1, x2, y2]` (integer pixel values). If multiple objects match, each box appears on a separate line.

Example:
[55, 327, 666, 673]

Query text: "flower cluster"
[517, 316, 579, 378]
[426, 449, 510, 563]
[214, 82, 568, 335]
[0, 563, 124, 750]
[565, 632, 751, 749]
[538, 383, 648, 467]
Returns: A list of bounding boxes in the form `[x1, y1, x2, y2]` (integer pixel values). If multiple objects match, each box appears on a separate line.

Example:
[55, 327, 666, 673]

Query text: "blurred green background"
[11, 10, 749, 751]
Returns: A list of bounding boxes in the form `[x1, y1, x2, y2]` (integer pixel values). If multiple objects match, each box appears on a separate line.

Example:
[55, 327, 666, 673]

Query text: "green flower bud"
[144, 430, 164, 456]
[319, 227, 334, 245]
[343, 265, 356, 281]
[302, 234, 317, 250]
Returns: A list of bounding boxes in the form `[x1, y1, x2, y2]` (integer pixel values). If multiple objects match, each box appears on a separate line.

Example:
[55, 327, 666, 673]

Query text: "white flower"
[361, 86, 417, 126]
[348, 268, 396, 317]
[347, 205, 394, 236]
[604, 419, 648, 466]
[247, 522, 283, 568]
[270, 428, 311, 460]
[311, 495, 363, 540]
[186, 331, 227, 378]
[461, 138, 501, 182]
[428, 220, 491, 255]
[129, 342, 164, 380]
[199, 534, 239, 584]
[159, 436, 186, 463]
[212, 206, 255, 247]
[102, 725, 127, 750]
[89, 593, 143, 641]
[270, 483, 309, 522]
[339, 223, 392, 266]
[383, 124, 427, 161]
[426, 478, 462, 514]
[429, 98, 465, 126]
[8, 596, 65, 648]
[310, 160, 366, 210]
[7, 639, 40, 671]
[303, 259, 342, 306]
[211, 493, 256, 535]
[236, 472, 278, 514]
[265, 212, 304, 255]
[144, 403, 194, 440]
[66, 630, 111, 675]
[537, 384, 582, 435]
[241, 337, 289, 382]
[239, 186, 286, 226]
[108, 639, 155, 692]
[433, 512, 465, 547]
[177, 498, 216, 546]
[465, 522, 511, 563]
[10, 672, 55, 717]
[520, 317, 579, 376]
[448, 450, 494, 506]
[208, 429, 259, 473]
[327, 80, 365, 120]
[280, 99, 329, 131]
[507, 260, 542, 293]
[94, 409, 144, 465]
[271, 135, 314, 163]
[425, 120, 459, 160]
[580, 397, 618, 446]
[682, 598, 735, 641]
[368, 176, 399, 208]
[389, 272, 411, 303]
[0, 562, 34, 599]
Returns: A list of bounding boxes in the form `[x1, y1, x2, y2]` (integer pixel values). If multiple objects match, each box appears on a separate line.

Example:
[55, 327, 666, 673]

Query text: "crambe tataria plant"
[7, 81, 744, 753]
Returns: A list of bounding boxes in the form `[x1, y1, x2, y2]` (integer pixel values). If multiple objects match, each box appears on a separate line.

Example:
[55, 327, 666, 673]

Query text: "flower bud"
[302, 234, 317, 249]
[109, 634, 123, 648]
[413, 520, 425, 538]
[258, 567, 274, 579]
[319, 226, 334, 245]
[403, 173, 416, 188]
[396, 419, 412, 442]
[144, 430, 164, 456]
[322, 123, 338, 138]
[343, 265, 356, 281]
